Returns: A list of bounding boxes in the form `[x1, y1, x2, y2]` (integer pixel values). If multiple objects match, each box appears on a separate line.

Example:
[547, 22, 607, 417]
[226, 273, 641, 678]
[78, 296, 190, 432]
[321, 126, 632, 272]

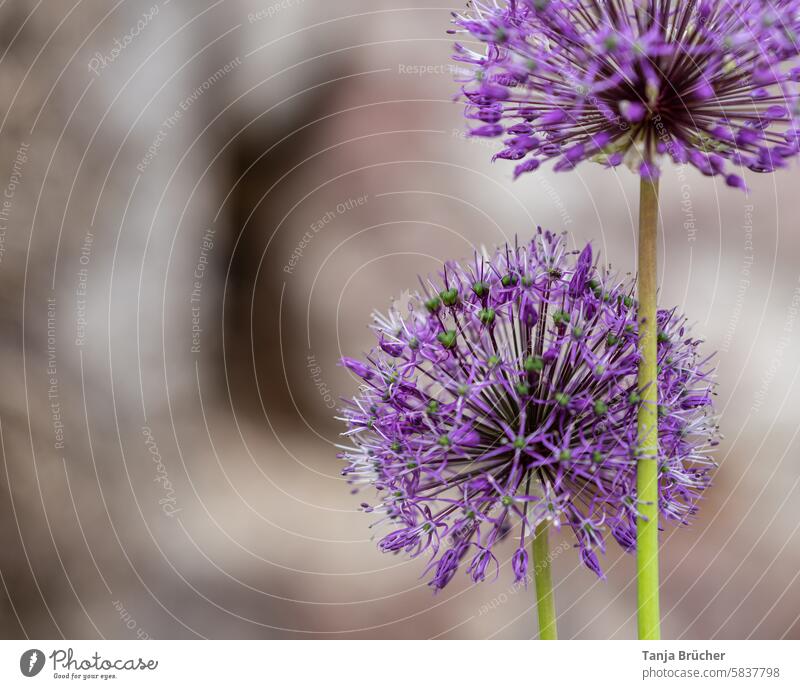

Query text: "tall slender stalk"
[532, 520, 557, 640]
[636, 177, 661, 640]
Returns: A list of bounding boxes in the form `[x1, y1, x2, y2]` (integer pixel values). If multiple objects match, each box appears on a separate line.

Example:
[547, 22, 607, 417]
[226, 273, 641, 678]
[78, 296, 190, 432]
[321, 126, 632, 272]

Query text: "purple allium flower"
[451, 1, 800, 187]
[338, 230, 718, 588]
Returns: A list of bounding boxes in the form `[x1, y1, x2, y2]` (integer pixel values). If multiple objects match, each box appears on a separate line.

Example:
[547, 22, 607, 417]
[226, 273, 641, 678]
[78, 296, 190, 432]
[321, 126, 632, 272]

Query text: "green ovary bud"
[524, 355, 544, 373]
[501, 273, 519, 287]
[555, 392, 571, 407]
[425, 296, 441, 313]
[552, 309, 570, 325]
[472, 281, 489, 298]
[437, 330, 457, 349]
[478, 307, 496, 325]
[440, 287, 459, 307]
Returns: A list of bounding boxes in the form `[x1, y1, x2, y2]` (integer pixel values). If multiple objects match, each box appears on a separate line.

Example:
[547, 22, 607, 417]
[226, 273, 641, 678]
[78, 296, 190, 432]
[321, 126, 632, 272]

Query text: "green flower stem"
[636, 176, 661, 640]
[532, 520, 557, 640]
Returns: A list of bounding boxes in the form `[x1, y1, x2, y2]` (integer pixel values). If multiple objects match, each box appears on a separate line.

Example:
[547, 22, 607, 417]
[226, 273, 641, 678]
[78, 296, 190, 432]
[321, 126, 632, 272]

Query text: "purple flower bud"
[379, 527, 418, 553]
[470, 123, 504, 138]
[513, 157, 540, 178]
[765, 105, 788, 120]
[612, 522, 636, 552]
[467, 548, 497, 583]
[542, 346, 560, 364]
[553, 156, 577, 171]
[451, 424, 481, 447]
[569, 243, 593, 298]
[495, 148, 526, 160]
[428, 544, 467, 590]
[512, 547, 529, 583]
[507, 123, 533, 134]
[735, 128, 760, 146]
[521, 299, 539, 327]
[539, 109, 567, 126]
[580, 547, 604, 578]
[689, 150, 713, 175]
[380, 339, 405, 357]
[711, 125, 734, 143]
[753, 65, 776, 86]
[564, 142, 585, 162]
[479, 82, 511, 100]
[725, 173, 746, 190]
[340, 357, 373, 380]
[590, 131, 611, 149]
[473, 107, 502, 123]
[506, 135, 540, 152]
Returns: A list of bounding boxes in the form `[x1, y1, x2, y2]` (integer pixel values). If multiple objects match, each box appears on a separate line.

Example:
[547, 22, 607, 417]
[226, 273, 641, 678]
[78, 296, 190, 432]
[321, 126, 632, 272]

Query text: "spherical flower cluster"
[338, 230, 717, 588]
[451, 0, 800, 187]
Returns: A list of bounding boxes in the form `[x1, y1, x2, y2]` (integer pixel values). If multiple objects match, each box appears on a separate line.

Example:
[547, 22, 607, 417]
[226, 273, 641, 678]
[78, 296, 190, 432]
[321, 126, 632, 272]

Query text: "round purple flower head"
[451, 1, 800, 187]
[338, 231, 717, 588]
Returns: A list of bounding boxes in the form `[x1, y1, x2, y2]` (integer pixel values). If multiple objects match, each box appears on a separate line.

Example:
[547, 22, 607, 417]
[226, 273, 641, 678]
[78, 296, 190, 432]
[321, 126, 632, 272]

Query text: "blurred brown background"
[0, 0, 798, 640]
